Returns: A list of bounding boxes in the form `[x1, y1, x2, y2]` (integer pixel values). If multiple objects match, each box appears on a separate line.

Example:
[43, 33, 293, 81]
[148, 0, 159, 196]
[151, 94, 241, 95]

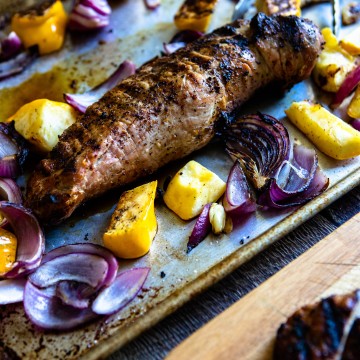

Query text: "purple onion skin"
[24, 281, 98, 331]
[187, 203, 212, 253]
[351, 119, 360, 132]
[0, 32, 22, 61]
[144, 0, 161, 10]
[92, 267, 150, 315]
[1, 202, 45, 279]
[0, 278, 26, 305]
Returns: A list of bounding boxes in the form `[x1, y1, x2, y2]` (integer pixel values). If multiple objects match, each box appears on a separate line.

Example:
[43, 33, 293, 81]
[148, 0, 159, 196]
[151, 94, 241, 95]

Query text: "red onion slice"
[224, 113, 290, 190]
[1, 202, 45, 278]
[258, 144, 329, 208]
[0, 122, 29, 178]
[68, 0, 111, 31]
[24, 281, 97, 331]
[56, 281, 96, 309]
[223, 160, 256, 219]
[332, 64, 360, 108]
[41, 243, 118, 287]
[163, 42, 186, 55]
[64, 60, 136, 113]
[144, 0, 161, 10]
[92, 267, 150, 315]
[0, 47, 37, 80]
[187, 203, 212, 253]
[0, 32, 22, 61]
[29, 253, 109, 289]
[0, 278, 26, 305]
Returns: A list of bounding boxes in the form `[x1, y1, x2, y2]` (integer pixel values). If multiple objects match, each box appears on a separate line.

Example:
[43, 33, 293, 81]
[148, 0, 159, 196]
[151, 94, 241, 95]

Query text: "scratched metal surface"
[0, 0, 360, 359]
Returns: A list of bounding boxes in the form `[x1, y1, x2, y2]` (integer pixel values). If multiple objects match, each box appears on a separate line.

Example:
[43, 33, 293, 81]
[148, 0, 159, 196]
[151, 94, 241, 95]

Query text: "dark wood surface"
[109, 185, 360, 360]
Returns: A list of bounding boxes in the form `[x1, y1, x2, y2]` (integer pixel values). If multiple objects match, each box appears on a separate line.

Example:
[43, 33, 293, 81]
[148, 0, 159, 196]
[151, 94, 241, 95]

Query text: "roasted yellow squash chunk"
[286, 101, 360, 160]
[7, 99, 77, 153]
[164, 160, 226, 220]
[174, 0, 218, 33]
[0, 228, 17, 276]
[340, 26, 360, 56]
[103, 181, 158, 259]
[347, 85, 360, 119]
[255, 0, 301, 16]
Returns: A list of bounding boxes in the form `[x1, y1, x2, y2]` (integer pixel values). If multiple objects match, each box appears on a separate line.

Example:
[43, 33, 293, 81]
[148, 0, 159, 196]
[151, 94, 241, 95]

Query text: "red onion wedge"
[0, 278, 26, 305]
[0, 122, 29, 178]
[0, 178, 22, 227]
[224, 113, 290, 190]
[24, 281, 98, 331]
[332, 64, 360, 108]
[64, 60, 136, 113]
[258, 144, 329, 208]
[0, 46, 37, 80]
[56, 281, 95, 309]
[0, 32, 22, 61]
[0, 202, 44, 278]
[29, 253, 109, 289]
[223, 160, 256, 219]
[163, 30, 203, 55]
[68, 0, 111, 31]
[41, 243, 118, 287]
[187, 203, 212, 253]
[92, 267, 150, 315]
[144, 0, 161, 10]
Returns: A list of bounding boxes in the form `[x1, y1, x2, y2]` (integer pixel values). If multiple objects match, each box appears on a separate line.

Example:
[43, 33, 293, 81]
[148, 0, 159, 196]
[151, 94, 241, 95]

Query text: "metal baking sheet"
[1, 0, 360, 359]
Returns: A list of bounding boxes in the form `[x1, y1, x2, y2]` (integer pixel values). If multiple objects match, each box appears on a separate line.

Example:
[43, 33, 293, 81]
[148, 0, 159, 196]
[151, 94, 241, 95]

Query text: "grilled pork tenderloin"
[26, 13, 323, 224]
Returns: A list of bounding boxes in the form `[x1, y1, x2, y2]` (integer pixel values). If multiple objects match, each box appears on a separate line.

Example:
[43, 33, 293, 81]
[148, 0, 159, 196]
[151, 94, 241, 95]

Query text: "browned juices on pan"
[26, 13, 323, 224]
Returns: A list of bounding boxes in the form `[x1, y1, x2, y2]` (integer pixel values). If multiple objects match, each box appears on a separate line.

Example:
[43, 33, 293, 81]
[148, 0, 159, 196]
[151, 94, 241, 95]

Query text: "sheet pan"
[0, 0, 359, 358]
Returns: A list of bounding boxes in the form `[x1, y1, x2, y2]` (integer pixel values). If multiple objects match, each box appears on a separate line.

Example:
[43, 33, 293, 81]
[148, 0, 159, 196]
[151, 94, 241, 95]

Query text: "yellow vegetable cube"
[174, 0, 218, 33]
[340, 26, 360, 55]
[347, 85, 360, 119]
[103, 181, 157, 259]
[11, 0, 67, 55]
[163, 160, 226, 220]
[255, 0, 301, 17]
[7, 99, 77, 153]
[0, 228, 17, 275]
[312, 28, 356, 93]
[285, 101, 360, 160]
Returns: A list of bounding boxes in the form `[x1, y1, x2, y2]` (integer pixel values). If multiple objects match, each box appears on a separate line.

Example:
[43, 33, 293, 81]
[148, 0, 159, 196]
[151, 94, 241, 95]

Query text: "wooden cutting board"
[166, 212, 360, 360]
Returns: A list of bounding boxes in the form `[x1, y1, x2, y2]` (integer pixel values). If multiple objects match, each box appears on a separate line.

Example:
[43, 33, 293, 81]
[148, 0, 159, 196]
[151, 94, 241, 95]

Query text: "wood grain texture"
[166, 213, 360, 360]
[109, 186, 360, 360]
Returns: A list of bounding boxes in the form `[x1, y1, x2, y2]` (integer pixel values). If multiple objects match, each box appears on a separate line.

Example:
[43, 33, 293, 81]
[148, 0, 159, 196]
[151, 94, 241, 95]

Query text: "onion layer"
[0, 32, 22, 61]
[224, 113, 290, 190]
[0, 202, 45, 278]
[163, 30, 203, 55]
[332, 64, 360, 108]
[92, 267, 150, 315]
[68, 0, 111, 31]
[223, 160, 256, 218]
[0, 278, 26, 305]
[187, 203, 212, 253]
[64, 60, 136, 113]
[144, 0, 161, 10]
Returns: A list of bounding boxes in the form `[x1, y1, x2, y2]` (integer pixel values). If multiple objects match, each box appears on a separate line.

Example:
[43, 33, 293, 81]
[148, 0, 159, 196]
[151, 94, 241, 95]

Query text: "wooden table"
[108, 185, 360, 360]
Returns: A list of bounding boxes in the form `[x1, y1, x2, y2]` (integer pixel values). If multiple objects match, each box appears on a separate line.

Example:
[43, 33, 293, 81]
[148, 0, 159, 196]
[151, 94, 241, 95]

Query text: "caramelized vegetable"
[164, 161, 226, 220]
[11, 0, 67, 55]
[339, 26, 360, 56]
[286, 101, 360, 160]
[7, 99, 77, 153]
[255, 0, 301, 16]
[0, 228, 17, 276]
[103, 181, 157, 259]
[174, 0, 218, 32]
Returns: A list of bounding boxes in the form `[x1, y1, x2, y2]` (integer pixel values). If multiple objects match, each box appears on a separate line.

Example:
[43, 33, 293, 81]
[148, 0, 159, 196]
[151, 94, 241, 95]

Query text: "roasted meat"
[26, 13, 323, 224]
[274, 290, 360, 360]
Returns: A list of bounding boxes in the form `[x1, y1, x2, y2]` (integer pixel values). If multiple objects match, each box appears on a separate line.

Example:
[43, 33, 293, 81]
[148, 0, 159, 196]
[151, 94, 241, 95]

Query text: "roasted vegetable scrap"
[313, 28, 357, 93]
[11, 0, 67, 55]
[340, 26, 360, 56]
[255, 0, 301, 17]
[348, 84, 360, 118]
[286, 101, 360, 160]
[342, 1, 360, 25]
[103, 181, 158, 259]
[174, 0, 219, 32]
